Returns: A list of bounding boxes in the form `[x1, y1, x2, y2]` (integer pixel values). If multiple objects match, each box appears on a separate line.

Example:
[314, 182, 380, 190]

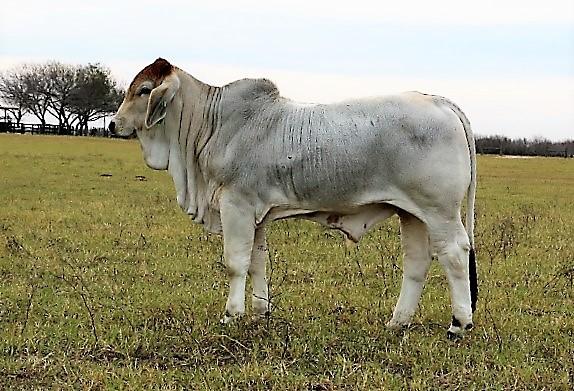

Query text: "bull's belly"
[257, 173, 410, 241]
[261, 201, 398, 242]
[255, 154, 466, 233]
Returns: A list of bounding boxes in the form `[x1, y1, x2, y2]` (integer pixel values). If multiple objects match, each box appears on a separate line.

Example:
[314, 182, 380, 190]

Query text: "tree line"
[476, 135, 573, 157]
[0, 62, 123, 134]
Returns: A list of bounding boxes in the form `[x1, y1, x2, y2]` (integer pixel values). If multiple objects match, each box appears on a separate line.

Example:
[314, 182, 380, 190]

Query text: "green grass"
[1, 133, 573, 390]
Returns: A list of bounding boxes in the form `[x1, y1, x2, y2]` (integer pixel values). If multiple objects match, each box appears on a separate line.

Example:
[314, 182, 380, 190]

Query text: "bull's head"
[110, 58, 180, 170]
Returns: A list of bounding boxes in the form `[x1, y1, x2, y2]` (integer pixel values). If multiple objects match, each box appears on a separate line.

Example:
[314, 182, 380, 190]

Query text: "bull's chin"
[144, 156, 169, 170]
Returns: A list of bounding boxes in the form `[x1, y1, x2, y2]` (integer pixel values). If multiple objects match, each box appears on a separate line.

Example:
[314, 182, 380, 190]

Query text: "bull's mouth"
[119, 131, 137, 139]
[115, 128, 137, 139]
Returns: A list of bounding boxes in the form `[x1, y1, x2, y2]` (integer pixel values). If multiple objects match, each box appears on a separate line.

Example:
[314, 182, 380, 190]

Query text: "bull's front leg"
[219, 192, 255, 324]
[250, 227, 270, 316]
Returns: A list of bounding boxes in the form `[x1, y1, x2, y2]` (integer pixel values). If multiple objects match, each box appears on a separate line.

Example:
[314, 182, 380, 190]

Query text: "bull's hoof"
[446, 330, 462, 340]
[386, 319, 409, 330]
[220, 311, 243, 325]
[252, 297, 272, 317]
[447, 318, 474, 339]
[251, 311, 271, 321]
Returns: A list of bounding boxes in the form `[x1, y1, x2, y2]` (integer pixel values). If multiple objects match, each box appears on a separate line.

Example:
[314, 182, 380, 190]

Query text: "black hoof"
[446, 330, 462, 340]
[254, 310, 271, 318]
[451, 316, 462, 328]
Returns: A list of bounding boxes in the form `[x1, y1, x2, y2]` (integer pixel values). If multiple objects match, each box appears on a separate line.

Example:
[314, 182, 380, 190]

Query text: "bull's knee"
[225, 256, 250, 277]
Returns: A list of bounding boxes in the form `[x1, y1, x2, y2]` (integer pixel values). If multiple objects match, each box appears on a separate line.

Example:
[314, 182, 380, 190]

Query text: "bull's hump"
[226, 78, 280, 101]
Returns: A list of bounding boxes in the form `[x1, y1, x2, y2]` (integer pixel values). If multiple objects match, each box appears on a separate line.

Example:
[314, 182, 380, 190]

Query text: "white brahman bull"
[110, 58, 477, 337]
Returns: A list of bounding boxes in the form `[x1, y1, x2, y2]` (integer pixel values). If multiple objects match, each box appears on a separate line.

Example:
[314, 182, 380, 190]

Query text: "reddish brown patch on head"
[127, 58, 174, 96]
[327, 214, 340, 225]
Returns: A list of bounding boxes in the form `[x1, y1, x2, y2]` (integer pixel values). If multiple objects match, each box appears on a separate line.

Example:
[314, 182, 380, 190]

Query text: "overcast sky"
[1, 0, 573, 140]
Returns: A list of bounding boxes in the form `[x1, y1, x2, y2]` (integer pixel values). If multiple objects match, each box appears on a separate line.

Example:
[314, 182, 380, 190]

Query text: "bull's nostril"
[108, 121, 116, 133]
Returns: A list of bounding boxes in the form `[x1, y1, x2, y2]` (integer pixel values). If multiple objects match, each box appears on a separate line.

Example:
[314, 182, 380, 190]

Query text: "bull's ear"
[145, 73, 180, 128]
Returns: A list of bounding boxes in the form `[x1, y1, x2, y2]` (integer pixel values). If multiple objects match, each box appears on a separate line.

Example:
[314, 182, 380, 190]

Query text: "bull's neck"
[166, 69, 222, 226]
[174, 69, 221, 165]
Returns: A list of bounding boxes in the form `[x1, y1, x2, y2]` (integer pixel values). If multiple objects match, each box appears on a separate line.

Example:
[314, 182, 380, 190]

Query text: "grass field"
[0, 133, 573, 390]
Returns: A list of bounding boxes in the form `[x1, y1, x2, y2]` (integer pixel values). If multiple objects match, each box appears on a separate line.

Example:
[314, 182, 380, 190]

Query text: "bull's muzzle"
[109, 119, 136, 139]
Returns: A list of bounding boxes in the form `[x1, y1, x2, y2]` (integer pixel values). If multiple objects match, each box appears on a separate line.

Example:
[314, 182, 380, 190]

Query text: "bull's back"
[231, 92, 469, 208]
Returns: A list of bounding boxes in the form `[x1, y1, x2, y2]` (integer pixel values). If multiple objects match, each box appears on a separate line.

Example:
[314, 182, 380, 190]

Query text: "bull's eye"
[138, 87, 152, 96]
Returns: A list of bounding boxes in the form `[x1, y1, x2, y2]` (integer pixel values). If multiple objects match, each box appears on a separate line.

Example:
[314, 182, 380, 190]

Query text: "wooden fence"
[0, 122, 111, 137]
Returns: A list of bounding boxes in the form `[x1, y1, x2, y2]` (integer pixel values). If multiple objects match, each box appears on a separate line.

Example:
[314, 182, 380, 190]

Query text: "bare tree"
[0, 70, 29, 125]
[68, 64, 124, 134]
[19, 64, 52, 128]
[1, 62, 123, 134]
[44, 62, 78, 133]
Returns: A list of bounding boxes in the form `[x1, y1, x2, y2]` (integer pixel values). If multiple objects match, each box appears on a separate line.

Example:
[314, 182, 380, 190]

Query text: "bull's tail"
[439, 97, 478, 312]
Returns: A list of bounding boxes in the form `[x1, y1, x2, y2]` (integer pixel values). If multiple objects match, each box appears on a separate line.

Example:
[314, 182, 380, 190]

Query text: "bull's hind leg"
[387, 212, 432, 329]
[428, 218, 474, 337]
[249, 227, 270, 316]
